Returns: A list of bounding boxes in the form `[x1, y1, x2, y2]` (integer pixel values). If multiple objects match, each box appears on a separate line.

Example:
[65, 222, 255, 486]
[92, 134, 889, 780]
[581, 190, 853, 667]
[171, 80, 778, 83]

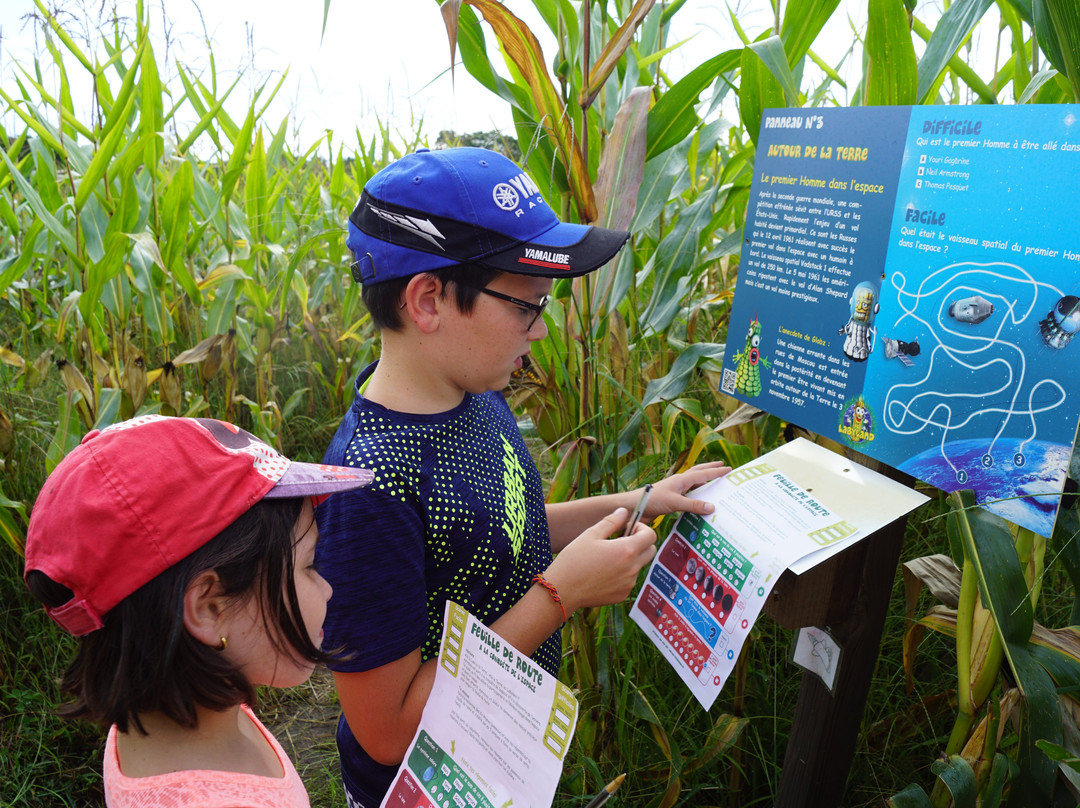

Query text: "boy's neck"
[364, 340, 470, 414]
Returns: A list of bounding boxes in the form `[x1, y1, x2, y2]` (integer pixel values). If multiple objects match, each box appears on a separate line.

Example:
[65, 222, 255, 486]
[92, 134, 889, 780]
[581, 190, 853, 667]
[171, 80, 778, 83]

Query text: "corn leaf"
[446, 2, 527, 110]
[579, 0, 657, 109]
[643, 183, 719, 332]
[0, 150, 78, 259]
[1040, 0, 1080, 100]
[865, 0, 919, 105]
[159, 160, 199, 303]
[631, 136, 692, 233]
[647, 49, 740, 159]
[929, 755, 977, 808]
[245, 130, 268, 247]
[219, 106, 256, 206]
[33, 0, 94, 74]
[748, 36, 801, 106]
[950, 490, 1059, 805]
[889, 782, 936, 806]
[739, 45, 787, 147]
[0, 500, 27, 558]
[0, 87, 66, 155]
[174, 69, 242, 156]
[74, 90, 137, 211]
[780, 0, 843, 66]
[46, 393, 85, 473]
[916, 0, 996, 103]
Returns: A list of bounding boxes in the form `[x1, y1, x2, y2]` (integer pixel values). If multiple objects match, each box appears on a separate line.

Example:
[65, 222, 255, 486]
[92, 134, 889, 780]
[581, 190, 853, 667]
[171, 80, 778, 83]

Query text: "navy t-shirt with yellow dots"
[315, 362, 558, 806]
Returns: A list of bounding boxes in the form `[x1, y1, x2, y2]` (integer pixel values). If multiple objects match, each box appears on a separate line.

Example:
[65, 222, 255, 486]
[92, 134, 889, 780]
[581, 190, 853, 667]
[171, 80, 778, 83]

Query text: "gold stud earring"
[217, 636, 228, 651]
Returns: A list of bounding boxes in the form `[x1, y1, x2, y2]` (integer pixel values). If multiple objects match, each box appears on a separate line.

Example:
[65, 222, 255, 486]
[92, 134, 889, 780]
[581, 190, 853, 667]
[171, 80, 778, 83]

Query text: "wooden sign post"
[764, 452, 915, 807]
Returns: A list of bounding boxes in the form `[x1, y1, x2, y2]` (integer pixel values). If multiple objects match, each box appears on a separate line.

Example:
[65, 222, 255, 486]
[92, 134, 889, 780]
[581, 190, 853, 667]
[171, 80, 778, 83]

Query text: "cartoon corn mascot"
[839, 395, 874, 444]
[733, 315, 770, 396]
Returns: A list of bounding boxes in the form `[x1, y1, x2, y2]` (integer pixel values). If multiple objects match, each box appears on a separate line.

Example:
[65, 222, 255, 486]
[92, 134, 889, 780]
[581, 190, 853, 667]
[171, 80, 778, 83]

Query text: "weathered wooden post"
[764, 451, 915, 807]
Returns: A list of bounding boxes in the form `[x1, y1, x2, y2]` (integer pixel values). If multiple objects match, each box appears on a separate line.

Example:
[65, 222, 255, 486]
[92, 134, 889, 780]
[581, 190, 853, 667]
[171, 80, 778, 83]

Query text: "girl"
[23, 415, 373, 807]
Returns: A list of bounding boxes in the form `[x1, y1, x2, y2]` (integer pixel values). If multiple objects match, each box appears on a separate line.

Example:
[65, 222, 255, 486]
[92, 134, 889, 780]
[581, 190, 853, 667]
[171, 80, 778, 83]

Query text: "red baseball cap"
[24, 415, 373, 636]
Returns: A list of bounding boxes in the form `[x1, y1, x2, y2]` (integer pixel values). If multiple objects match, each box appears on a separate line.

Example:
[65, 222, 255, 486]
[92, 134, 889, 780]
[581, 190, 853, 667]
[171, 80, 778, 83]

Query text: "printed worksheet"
[380, 602, 578, 808]
[631, 438, 929, 709]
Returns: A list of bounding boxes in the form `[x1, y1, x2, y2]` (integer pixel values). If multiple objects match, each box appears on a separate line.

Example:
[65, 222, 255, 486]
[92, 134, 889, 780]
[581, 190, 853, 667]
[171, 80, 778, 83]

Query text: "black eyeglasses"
[459, 283, 550, 331]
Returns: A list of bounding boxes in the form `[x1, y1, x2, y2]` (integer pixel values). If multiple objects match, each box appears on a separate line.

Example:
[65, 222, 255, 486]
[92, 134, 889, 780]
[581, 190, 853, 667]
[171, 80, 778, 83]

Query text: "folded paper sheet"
[630, 438, 929, 709]
[381, 602, 578, 808]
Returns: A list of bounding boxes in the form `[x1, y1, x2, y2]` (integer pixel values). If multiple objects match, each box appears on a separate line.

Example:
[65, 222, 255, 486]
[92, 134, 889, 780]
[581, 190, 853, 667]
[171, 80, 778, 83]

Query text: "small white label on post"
[792, 626, 842, 693]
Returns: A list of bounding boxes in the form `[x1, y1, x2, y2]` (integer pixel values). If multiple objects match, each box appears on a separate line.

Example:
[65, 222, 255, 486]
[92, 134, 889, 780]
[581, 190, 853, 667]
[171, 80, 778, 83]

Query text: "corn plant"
[900, 492, 1080, 806]
[0, 0, 388, 471]
[5, 0, 1080, 804]
[443, 0, 1080, 803]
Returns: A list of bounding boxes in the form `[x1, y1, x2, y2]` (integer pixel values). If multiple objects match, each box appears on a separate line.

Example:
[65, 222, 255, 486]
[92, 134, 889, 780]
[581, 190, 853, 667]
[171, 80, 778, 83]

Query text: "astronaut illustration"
[838, 281, 879, 361]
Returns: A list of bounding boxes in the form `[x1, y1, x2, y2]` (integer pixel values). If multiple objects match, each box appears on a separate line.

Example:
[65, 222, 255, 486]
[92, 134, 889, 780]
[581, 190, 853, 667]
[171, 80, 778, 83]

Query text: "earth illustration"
[899, 437, 1072, 537]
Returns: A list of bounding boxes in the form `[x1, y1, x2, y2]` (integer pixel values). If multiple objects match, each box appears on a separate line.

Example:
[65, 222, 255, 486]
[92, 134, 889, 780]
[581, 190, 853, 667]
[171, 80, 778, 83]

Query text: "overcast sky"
[0, 0, 804, 149]
[0, 0, 991, 154]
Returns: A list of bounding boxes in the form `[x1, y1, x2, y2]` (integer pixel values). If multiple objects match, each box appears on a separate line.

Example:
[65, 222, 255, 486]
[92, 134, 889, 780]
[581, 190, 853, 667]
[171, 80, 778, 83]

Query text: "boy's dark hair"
[363, 264, 501, 331]
[26, 497, 323, 735]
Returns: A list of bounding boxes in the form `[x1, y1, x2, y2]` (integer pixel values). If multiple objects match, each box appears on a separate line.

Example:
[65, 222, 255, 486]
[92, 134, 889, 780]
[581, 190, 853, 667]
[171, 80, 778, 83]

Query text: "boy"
[316, 147, 727, 807]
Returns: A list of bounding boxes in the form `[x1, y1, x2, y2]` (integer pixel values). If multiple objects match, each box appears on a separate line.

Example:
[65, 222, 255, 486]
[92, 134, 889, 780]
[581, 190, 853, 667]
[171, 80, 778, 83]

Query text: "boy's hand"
[544, 509, 656, 614]
[642, 460, 731, 519]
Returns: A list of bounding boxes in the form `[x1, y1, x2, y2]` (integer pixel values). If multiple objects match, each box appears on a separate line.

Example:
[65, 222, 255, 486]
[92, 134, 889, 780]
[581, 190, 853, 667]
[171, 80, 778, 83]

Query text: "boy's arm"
[334, 510, 658, 765]
[332, 652, 438, 765]
[545, 460, 731, 551]
[332, 584, 565, 764]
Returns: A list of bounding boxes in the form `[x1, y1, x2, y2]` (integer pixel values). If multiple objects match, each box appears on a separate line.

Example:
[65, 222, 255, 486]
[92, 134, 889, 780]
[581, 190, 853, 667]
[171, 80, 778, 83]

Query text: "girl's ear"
[182, 570, 229, 649]
[402, 273, 444, 334]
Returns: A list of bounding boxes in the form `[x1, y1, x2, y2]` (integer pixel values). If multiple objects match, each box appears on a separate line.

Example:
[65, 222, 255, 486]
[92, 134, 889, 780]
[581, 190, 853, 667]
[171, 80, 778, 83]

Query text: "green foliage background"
[2, 0, 1080, 805]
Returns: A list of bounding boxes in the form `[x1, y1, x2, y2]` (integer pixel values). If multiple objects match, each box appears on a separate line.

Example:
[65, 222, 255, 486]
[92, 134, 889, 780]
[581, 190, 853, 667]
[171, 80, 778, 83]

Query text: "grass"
[0, 488, 960, 808]
[259, 668, 348, 807]
[0, 377, 967, 807]
[0, 546, 106, 808]
[13, 474, 1080, 806]
[0, 327, 1012, 806]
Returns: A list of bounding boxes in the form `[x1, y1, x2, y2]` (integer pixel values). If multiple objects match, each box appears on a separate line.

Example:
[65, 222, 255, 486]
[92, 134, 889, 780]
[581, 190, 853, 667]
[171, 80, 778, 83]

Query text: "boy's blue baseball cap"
[346, 147, 630, 284]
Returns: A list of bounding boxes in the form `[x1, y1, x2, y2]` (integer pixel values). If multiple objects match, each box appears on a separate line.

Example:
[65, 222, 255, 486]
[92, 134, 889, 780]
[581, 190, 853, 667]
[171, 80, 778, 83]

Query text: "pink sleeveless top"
[103, 705, 310, 808]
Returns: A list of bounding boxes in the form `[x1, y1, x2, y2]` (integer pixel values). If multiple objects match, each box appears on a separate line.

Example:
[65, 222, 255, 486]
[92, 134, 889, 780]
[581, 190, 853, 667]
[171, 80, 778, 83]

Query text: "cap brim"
[265, 461, 374, 499]
[477, 221, 630, 278]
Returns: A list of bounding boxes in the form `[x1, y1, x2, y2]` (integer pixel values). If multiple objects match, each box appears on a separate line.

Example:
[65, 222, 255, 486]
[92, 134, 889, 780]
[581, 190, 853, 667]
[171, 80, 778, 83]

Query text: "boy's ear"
[403, 273, 444, 334]
[182, 570, 230, 648]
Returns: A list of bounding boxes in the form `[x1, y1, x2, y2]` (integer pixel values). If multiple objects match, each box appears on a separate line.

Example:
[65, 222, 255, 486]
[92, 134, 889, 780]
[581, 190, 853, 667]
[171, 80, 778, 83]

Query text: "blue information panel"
[722, 106, 1080, 537]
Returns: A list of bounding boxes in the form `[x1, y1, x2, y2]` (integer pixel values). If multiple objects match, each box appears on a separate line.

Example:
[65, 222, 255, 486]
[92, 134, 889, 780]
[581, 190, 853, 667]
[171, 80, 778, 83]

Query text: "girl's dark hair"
[362, 263, 501, 330]
[26, 497, 322, 735]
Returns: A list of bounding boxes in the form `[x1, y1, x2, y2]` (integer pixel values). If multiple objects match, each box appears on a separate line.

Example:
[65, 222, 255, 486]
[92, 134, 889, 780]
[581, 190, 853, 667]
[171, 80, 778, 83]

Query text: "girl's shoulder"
[103, 707, 310, 808]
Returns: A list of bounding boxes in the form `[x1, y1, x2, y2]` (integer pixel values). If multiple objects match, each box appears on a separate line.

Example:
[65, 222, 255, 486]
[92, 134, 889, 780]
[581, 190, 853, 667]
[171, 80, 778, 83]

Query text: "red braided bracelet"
[532, 574, 568, 624]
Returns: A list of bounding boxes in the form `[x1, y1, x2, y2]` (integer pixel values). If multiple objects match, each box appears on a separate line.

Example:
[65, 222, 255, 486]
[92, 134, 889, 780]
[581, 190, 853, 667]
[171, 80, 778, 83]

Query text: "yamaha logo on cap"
[493, 172, 545, 218]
